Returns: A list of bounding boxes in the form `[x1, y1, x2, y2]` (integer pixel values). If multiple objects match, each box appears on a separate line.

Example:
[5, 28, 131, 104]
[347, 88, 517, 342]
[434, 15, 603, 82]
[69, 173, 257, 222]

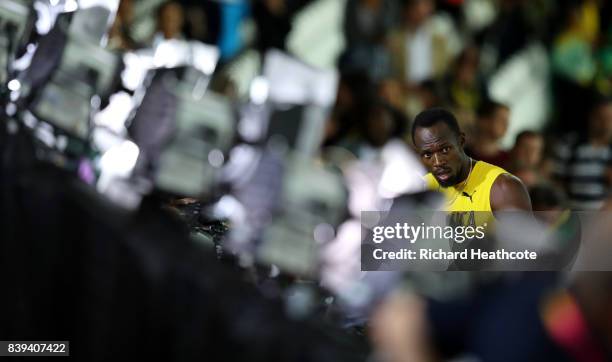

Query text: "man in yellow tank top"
[412, 107, 532, 271]
[412, 108, 532, 229]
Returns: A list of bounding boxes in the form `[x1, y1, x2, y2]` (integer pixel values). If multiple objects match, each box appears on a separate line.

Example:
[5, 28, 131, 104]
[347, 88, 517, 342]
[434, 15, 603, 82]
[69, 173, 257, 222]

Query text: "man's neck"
[454, 156, 472, 187]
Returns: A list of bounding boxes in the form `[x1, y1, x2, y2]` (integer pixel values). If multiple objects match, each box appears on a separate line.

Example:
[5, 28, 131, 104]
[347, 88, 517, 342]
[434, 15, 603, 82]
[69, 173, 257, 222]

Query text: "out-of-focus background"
[113, 0, 611, 211]
[0, 1, 611, 361]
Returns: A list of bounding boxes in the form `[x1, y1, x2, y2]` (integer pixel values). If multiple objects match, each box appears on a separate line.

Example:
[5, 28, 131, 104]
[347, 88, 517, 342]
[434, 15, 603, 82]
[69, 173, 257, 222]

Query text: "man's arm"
[490, 173, 532, 212]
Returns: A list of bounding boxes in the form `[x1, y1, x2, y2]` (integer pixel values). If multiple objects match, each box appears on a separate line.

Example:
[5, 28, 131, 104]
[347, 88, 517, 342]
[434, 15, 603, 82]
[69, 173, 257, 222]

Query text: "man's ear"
[459, 132, 466, 148]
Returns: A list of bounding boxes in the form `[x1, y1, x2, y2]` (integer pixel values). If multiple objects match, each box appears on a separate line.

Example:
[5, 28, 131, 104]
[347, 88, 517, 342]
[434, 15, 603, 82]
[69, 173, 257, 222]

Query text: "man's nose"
[433, 153, 445, 166]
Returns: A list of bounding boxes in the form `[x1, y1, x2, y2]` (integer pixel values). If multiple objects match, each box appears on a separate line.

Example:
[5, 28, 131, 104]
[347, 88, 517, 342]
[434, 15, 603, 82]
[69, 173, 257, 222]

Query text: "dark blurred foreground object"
[0, 2, 367, 359]
[0, 127, 367, 362]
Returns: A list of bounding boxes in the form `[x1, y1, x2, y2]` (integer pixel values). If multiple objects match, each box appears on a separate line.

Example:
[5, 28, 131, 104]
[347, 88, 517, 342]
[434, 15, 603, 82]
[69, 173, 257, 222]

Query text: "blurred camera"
[0, 0, 32, 88]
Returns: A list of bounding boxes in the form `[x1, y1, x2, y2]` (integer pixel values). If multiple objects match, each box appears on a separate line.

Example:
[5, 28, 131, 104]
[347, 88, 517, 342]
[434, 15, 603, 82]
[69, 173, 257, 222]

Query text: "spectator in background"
[529, 184, 582, 270]
[530, 184, 567, 222]
[386, 0, 456, 117]
[153, 1, 185, 46]
[437, 44, 488, 137]
[217, 1, 250, 61]
[253, 0, 292, 53]
[592, 2, 612, 98]
[182, 1, 220, 45]
[335, 99, 407, 160]
[509, 130, 546, 187]
[465, 100, 510, 168]
[553, 97, 612, 210]
[324, 71, 377, 147]
[344, 0, 397, 48]
[387, 0, 445, 84]
[551, 0, 600, 135]
[108, 0, 140, 50]
[340, 0, 397, 80]
[378, 78, 405, 111]
[511, 131, 544, 170]
[476, 0, 532, 74]
[435, 0, 465, 25]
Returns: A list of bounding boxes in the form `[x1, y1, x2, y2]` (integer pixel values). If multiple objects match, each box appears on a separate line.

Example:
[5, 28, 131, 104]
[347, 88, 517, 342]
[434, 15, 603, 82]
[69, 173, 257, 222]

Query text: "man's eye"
[423, 153, 431, 159]
[442, 147, 450, 153]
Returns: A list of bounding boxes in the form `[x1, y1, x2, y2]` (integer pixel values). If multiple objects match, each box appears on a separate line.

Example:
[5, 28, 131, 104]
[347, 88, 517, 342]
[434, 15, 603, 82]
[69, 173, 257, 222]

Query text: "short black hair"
[477, 99, 508, 119]
[514, 130, 541, 145]
[411, 107, 461, 144]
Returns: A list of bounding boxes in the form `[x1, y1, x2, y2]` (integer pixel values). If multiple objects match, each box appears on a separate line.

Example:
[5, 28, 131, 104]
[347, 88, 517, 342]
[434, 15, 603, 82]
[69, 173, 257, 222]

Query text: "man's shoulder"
[476, 160, 521, 192]
[475, 160, 510, 180]
[489, 172, 532, 211]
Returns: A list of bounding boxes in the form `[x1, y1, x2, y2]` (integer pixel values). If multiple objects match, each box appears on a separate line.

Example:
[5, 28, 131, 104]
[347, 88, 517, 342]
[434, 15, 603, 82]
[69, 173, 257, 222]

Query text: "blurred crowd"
[331, 0, 612, 211]
[109, 0, 611, 211]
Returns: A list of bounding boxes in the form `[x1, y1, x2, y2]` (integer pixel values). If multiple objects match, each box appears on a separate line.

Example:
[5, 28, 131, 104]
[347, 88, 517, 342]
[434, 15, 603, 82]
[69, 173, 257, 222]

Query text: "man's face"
[365, 107, 394, 147]
[160, 2, 184, 39]
[414, 122, 465, 187]
[514, 134, 543, 168]
[478, 107, 509, 141]
[403, 0, 434, 28]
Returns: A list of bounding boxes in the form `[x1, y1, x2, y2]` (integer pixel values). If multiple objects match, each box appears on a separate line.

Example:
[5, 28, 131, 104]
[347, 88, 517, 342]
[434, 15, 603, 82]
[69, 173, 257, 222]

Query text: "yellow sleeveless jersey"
[424, 161, 508, 228]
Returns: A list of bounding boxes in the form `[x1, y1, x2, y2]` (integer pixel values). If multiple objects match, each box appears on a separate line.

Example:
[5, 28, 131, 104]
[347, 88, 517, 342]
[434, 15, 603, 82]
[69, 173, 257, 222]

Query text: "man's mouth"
[435, 170, 452, 182]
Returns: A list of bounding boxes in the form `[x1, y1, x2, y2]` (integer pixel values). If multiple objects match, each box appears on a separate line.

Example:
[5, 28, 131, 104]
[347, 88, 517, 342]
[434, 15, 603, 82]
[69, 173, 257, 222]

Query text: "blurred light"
[345, 163, 379, 217]
[64, 0, 78, 12]
[79, 0, 118, 9]
[207, 149, 224, 168]
[35, 123, 56, 148]
[191, 42, 219, 75]
[56, 135, 68, 151]
[249, 76, 268, 105]
[50, 0, 60, 6]
[98, 140, 139, 181]
[9, 91, 19, 102]
[238, 253, 254, 268]
[378, 140, 426, 198]
[269, 265, 280, 278]
[90, 95, 101, 109]
[78, 159, 96, 184]
[153, 40, 188, 68]
[5, 103, 16, 116]
[213, 195, 246, 222]
[22, 112, 37, 129]
[121, 51, 155, 90]
[222, 144, 261, 186]
[314, 223, 335, 244]
[34, 2, 54, 34]
[96, 140, 141, 206]
[7, 79, 21, 92]
[285, 285, 315, 320]
[93, 91, 133, 133]
[13, 44, 37, 71]
[152, 40, 219, 75]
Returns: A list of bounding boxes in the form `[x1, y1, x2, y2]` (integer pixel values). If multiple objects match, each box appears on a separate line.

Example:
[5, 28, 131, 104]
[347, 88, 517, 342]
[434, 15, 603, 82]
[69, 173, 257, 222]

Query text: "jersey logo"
[461, 189, 476, 203]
